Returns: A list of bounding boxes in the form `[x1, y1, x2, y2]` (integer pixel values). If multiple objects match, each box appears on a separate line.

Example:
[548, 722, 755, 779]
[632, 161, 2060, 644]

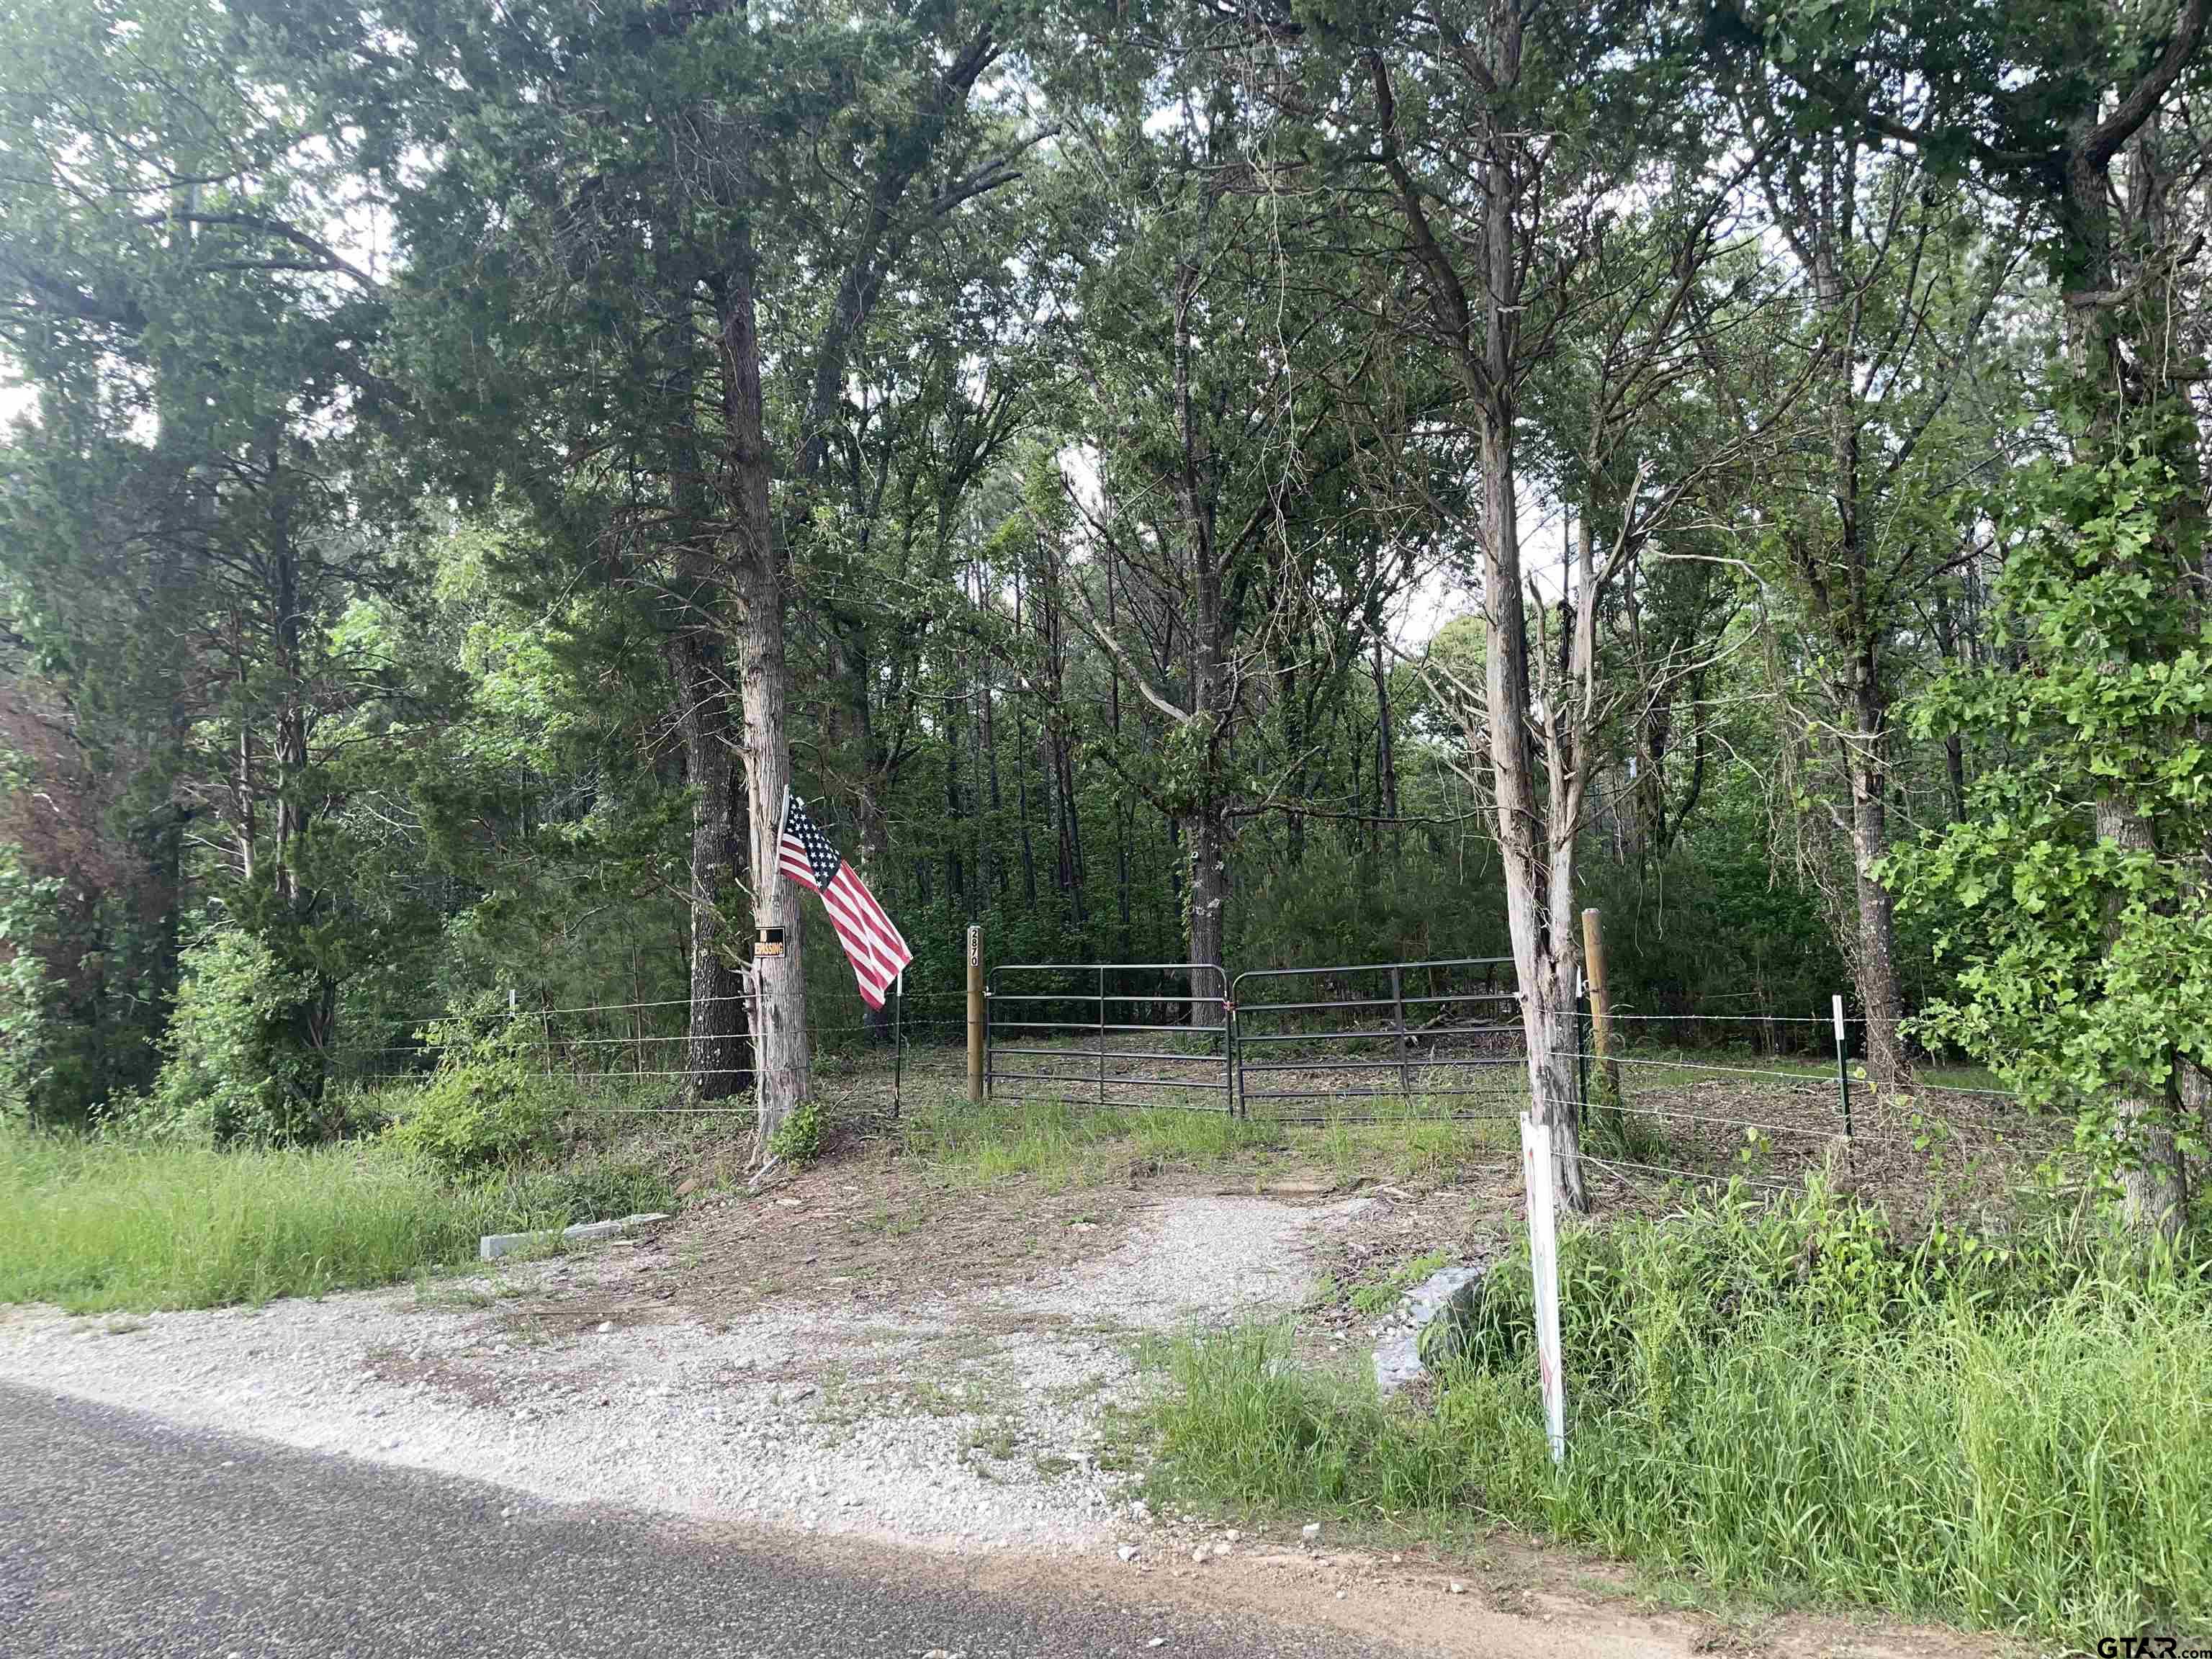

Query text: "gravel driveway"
[0, 1169, 1994, 1659]
[0, 1189, 1367, 1557]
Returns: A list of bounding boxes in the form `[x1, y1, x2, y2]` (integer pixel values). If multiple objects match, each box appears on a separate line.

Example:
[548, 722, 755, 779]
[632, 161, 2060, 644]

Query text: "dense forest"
[1, 0, 2207, 1231]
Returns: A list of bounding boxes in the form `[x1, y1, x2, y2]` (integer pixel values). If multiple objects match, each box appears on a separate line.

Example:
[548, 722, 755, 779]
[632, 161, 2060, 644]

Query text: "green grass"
[894, 1087, 1516, 1190]
[0, 1123, 673, 1313]
[894, 1091, 1280, 1187]
[1144, 1189, 2212, 1646]
[1308, 1101, 1518, 1185]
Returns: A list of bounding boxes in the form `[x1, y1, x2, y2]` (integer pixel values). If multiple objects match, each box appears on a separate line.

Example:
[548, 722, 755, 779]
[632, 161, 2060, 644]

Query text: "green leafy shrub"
[389, 1018, 565, 1177]
[767, 1095, 825, 1166]
[146, 927, 335, 1145]
[1895, 420, 2212, 1210]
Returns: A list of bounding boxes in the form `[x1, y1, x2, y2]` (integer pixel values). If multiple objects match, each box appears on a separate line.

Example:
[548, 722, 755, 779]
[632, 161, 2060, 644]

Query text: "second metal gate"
[986, 962, 1233, 1112]
[1231, 956, 1524, 1120]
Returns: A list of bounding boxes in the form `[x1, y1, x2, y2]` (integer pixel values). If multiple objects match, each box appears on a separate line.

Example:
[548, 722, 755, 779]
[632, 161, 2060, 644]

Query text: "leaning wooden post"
[1580, 907, 1624, 1139]
[966, 924, 985, 1106]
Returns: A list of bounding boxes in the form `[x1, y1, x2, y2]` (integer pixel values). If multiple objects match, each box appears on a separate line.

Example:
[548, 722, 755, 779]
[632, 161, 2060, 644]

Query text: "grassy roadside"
[1141, 1187, 2212, 1647]
[0, 1125, 673, 1313]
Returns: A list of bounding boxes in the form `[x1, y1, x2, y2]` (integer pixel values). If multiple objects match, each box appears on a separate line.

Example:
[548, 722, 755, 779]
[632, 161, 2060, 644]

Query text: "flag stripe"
[824, 863, 905, 951]
[825, 910, 894, 986]
[775, 791, 912, 1007]
[822, 873, 907, 976]
[832, 926, 900, 1000]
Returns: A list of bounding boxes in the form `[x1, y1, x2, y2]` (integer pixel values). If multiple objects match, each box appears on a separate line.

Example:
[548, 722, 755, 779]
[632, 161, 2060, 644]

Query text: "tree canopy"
[1, 0, 2206, 1231]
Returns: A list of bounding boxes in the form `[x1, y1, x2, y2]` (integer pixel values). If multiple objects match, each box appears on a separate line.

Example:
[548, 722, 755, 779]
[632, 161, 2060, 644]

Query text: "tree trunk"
[822, 621, 897, 1043]
[2184, 1062, 2212, 1177]
[1796, 152, 1910, 1094]
[2095, 794, 2188, 1236]
[670, 633, 754, 1102]
[944, 691, 967, 913]
[1280, 654, 1308, 867]
[265, 440, 307, 911]
[2064, 125, 2190, 1241]
[1107, 547, 1131, 945]
[1014, 707, 1038, 906]
[717, 244, 808, 1145]
[1184, 804, 1228, 1028]
[981, 642, 1004, 899]
[1367, 24, 1586, 1212]
[1483, 420, 1588, 1215]
[1371, 633, 1400, 853]
[1053, 730, 1083, 914]
[1846, 670, 1910, 1090]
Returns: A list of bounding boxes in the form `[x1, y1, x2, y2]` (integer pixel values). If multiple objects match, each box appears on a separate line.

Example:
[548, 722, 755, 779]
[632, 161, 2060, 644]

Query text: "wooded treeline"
[1, 0, 2207, 1230]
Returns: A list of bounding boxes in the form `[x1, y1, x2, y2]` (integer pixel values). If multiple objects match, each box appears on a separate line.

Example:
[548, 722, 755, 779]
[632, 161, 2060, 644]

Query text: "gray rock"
[1371, 1264, 1486, 1397]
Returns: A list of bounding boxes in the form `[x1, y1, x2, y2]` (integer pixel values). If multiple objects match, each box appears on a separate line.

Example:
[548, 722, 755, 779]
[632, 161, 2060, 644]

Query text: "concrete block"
[479, 1210, 673, 1262]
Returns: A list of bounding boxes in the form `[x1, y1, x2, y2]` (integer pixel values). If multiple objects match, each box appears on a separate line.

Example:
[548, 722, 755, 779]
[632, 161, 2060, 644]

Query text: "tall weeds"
[0, 1125, 668, 1311]
[1148, 1187, 2212, 1643]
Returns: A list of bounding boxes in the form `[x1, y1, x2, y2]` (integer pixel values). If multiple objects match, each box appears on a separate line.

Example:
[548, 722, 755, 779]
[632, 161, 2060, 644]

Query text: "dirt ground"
[0, 1128, 2015, 1659]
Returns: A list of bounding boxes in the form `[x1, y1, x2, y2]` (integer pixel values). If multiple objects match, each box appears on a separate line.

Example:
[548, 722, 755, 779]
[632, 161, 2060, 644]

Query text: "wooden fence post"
[1581, 907, 1624, 1138]
[966, 924, 985, 1106]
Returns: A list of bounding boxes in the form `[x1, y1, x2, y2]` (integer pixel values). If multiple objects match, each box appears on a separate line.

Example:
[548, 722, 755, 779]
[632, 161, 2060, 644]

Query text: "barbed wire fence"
[1556, 1004, 2057, 1223]
[323, 956, 2056, 1217]
[326, 984, 979, 1124]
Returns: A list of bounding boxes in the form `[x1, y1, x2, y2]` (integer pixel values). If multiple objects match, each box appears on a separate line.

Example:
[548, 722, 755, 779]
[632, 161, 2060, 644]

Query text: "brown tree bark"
[715, 243, 809, 1141]
[669, 629, 754, 1103]
[1371, 634, 1399, 853]
[1808, 149, 1911, 1093]
[1845, 667, 1910, 1088]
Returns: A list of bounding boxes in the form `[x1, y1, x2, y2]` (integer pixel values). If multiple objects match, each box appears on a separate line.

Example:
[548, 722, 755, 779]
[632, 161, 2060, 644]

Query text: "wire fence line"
[325, 977, 974, 1128]
[318, 956, 2050, 1200]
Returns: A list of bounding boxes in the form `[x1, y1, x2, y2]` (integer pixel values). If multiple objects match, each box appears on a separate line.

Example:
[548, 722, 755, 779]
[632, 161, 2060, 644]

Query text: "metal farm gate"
[984, 962, 1234, 1112]
[1230, 956, 1525, 1121]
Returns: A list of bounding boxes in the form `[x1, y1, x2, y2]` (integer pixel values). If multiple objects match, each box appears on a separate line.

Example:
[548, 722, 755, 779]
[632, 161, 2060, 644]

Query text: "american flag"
[775, 791, 913, 1009]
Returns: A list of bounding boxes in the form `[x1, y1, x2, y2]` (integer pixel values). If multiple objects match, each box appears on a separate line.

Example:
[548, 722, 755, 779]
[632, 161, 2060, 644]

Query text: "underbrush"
[0, 1117, 678, 1313]
[1146, 1184, 2212, 1645]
